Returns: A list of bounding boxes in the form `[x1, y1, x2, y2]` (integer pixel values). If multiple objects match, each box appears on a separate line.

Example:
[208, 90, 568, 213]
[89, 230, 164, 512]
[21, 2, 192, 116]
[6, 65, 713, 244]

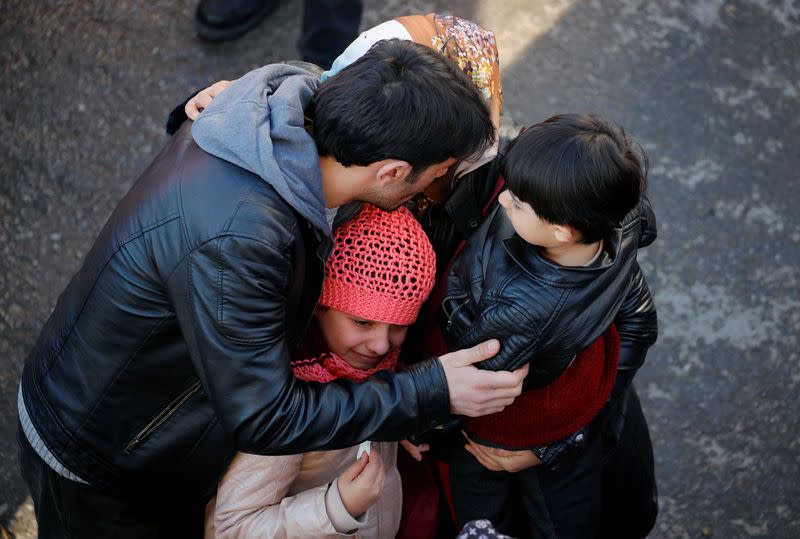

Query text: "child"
[441, 113, 658, 538]
[204, 204, 436, 539]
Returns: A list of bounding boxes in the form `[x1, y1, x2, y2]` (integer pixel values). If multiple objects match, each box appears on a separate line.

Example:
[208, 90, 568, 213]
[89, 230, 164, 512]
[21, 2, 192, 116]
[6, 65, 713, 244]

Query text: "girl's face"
[315, 307, 409, 370]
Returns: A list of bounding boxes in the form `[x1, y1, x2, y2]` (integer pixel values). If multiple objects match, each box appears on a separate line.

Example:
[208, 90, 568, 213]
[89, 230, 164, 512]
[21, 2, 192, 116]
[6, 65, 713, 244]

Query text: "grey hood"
[191, 64, 330, 235]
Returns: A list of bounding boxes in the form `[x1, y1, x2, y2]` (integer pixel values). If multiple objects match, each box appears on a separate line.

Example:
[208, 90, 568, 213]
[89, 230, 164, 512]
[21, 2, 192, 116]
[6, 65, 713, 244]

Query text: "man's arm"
[166, 234, 524, 454]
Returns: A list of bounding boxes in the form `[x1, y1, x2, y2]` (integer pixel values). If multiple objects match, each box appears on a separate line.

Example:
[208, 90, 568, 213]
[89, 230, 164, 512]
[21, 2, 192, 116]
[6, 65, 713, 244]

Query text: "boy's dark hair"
[504, 113, 646, 244]
[310, 39, 495, 175]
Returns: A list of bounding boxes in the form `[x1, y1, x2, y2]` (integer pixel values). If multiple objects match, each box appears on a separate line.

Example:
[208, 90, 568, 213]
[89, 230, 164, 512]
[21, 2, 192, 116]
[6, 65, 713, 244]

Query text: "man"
[17, 40, 527, 538]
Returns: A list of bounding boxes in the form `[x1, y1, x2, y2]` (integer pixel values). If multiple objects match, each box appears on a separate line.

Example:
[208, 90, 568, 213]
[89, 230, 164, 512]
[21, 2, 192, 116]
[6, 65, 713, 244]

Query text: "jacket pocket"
[441, 292, 471, 333]
[124, 380, 202, 454]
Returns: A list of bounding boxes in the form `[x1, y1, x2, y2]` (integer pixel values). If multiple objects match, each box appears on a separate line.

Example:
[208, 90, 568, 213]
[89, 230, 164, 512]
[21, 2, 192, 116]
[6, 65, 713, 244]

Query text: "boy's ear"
[553, 224, 579, 244]
[375, 159, 412, 186]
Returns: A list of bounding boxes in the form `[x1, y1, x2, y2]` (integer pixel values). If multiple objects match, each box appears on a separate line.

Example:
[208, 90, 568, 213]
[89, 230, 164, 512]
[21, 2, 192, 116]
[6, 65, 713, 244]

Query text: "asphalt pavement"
[1, 1, 798, 537]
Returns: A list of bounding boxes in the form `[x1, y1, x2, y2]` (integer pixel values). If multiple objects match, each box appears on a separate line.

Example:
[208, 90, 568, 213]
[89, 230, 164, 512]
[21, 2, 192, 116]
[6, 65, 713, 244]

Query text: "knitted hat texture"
[320, 204, 436, 325]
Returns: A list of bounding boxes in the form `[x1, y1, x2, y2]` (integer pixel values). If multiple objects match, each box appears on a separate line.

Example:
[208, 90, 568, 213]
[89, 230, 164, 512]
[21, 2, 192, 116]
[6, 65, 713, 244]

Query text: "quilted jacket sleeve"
[614, 262, 658, 372]
[444, 293, 542, 373]
[442, 227, 543, 373]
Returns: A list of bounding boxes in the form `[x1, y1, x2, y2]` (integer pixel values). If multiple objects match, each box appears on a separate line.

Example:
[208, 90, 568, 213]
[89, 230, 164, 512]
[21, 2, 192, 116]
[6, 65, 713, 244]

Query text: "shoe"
[195, 0, 280, 41]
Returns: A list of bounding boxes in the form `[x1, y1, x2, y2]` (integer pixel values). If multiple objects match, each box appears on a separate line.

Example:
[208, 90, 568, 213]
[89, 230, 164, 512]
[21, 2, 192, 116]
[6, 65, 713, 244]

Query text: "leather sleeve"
[444, 268, 541, 373]
[450, 299, 541, 372]
[166, 234, 450, 454]
[614, 262, 658, 371]
[639, 196, 658, 248]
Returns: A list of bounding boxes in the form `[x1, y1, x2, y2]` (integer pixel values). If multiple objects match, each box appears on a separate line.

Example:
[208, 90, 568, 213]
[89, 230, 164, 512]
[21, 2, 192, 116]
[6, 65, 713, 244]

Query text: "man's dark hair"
[310, 39, 495, 173]
[504, 113, 646, 244]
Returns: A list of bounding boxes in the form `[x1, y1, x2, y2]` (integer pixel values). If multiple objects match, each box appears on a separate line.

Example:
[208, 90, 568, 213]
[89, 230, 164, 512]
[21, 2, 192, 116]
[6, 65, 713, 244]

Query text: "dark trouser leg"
[535, 386, 658, 539]
[297, 0, 363, 69]
[449, 443, 516, 534]
[17, 422, 204, 539]
[535, 435, 604, 539]
[598, 387, 658, 539]
[513, 467, 559, 539]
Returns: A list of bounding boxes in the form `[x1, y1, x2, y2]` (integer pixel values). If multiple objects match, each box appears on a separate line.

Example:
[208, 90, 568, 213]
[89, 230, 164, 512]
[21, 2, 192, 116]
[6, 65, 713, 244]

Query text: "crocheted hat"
[319, 204, 436, 325]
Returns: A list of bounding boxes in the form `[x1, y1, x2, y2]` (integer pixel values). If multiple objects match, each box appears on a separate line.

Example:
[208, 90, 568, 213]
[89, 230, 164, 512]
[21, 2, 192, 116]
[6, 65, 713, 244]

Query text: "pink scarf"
[291, 350, 399, 383]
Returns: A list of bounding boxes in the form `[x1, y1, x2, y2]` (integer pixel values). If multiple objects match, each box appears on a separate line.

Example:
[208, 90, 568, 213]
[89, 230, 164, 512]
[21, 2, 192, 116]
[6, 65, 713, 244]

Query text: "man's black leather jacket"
[19, 123, 450, 496]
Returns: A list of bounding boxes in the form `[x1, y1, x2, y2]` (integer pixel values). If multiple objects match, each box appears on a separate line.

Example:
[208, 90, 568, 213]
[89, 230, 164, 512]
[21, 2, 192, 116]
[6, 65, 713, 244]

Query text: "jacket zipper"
[441, 292, 469, 332]
[124, 380, 202, 454]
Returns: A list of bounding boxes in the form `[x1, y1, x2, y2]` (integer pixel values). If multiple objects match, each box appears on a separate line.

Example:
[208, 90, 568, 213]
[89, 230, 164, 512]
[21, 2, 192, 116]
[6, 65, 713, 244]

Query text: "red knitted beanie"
[319, 204, 437, 325]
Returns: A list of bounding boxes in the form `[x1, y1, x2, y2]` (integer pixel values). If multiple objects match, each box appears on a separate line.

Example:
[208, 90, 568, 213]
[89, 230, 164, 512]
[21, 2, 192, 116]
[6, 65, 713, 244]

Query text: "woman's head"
[316, 204, 436, 369]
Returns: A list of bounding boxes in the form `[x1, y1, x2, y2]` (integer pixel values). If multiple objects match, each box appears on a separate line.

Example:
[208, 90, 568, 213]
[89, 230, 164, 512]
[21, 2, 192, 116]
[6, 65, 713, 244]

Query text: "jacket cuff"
[325, 479, 366, 534]
[618, 338, 653, 371]
[406, 358, 451, 429]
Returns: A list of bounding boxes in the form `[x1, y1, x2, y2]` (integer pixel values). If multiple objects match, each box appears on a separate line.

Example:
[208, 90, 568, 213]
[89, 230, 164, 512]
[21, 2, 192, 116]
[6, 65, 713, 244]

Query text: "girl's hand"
[337, 448, 385, 518]
[185, 79, 234, 120]
[400, 439, 430, 461]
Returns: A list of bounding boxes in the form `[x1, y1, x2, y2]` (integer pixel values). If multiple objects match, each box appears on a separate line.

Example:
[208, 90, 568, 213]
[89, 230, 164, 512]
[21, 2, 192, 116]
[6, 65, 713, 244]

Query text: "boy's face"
[315, 307, 409, 370]
[498, 189, 560, 247]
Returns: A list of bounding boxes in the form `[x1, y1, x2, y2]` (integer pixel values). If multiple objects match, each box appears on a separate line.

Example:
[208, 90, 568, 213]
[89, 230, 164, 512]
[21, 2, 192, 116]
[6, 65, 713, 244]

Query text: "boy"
[442, 114, 658, 538]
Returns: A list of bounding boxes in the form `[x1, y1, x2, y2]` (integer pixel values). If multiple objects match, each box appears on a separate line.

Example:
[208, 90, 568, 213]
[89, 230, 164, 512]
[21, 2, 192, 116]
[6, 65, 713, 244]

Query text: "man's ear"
[553, 224, 579, 244]
[375, 160, 412, 186]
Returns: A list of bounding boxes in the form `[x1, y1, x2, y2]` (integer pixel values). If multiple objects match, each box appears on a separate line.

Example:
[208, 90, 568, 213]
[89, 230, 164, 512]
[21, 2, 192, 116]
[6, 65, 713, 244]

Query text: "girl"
[205, 204, 436, 538]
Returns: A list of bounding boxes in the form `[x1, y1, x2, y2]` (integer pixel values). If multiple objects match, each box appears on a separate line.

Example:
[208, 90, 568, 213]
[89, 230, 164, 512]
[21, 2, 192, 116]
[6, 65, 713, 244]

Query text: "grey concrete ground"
[1, 0, 798, 537]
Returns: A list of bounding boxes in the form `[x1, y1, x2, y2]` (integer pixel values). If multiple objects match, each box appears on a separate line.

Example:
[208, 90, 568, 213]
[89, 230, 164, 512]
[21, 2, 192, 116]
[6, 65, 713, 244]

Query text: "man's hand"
[337, 449, 385, 518]
[463, 432, 541, 472]
[185, 79, 233, 120]
[439, 339, 528, 417]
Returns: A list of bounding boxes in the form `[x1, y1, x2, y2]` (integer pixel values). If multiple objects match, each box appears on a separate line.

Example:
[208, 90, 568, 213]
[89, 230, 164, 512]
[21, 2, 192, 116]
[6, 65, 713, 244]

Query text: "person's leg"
[513, 469, 558, 539]
[598, 387, 658, 539]
[449, 443, 516, 535]
[535, 436, 604, 539]
[195, 0, 282, 41]
[17, 422, 70, 538]
[17, 422, 203, 538]
[297, 0, 362, 69]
